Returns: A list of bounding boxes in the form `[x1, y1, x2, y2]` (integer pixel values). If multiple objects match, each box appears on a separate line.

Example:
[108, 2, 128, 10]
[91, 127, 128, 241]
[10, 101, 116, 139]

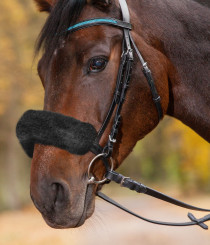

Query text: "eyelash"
[87, 56, 108, 74]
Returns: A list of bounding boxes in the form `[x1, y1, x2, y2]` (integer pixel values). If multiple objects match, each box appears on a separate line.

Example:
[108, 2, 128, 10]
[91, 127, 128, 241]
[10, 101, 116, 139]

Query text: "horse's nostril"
[30, 181, 70, 214]
[51, 183, 66, 208]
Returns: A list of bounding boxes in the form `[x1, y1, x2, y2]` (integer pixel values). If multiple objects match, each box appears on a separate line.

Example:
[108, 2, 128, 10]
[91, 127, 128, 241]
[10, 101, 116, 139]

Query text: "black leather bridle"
[64, 0, 210, 229]
[67, 1, 163, 161]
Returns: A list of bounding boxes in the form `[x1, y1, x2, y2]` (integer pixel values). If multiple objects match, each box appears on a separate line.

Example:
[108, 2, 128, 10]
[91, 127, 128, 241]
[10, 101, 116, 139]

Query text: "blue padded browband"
[66, 18, 132, 33]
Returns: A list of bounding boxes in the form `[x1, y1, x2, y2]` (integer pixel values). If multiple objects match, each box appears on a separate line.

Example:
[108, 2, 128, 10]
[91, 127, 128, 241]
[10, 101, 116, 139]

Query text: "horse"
[20, 0, 210, 229]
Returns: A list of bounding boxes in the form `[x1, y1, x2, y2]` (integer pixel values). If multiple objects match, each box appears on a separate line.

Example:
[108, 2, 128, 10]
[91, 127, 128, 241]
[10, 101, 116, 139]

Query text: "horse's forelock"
[35, 0, 117, 63]
[35, 0, 86, 62]
[34, 0, 55, 12]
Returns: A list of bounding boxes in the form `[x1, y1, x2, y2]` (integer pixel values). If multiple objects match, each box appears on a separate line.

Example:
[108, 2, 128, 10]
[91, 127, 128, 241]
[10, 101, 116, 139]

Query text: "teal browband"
[66, 18, 132, 33]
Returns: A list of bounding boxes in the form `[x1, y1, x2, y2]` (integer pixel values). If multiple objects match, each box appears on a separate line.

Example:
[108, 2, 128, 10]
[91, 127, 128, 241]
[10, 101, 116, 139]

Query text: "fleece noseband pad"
[16, 110, 98, 158]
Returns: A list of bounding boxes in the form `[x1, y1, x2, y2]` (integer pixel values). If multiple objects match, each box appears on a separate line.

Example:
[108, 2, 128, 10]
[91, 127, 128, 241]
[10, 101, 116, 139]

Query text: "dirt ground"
[0, 194, 210, 245]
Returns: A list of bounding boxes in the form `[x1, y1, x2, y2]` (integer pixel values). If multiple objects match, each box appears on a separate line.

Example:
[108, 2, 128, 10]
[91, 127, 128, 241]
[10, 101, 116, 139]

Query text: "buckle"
[126, 49, 133, 61]
[109, 135, 116, 143]
[153, 96, 161, 103]
[120, 177, 130, 187]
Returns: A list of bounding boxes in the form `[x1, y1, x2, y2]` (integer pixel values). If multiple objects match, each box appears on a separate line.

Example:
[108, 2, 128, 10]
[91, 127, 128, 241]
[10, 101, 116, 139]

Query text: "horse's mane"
[36, 0, 86, 61]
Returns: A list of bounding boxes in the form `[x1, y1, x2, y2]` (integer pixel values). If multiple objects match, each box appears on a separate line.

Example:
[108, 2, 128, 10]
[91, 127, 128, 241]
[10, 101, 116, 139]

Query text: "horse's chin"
[42, 209, 93, 229]
[32, 183, 96, 229]
[41, 196, 95, 229]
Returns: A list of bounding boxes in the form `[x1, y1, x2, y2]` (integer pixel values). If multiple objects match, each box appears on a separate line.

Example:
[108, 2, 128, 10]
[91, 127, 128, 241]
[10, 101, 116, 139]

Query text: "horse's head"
[28, 0, 169, 228]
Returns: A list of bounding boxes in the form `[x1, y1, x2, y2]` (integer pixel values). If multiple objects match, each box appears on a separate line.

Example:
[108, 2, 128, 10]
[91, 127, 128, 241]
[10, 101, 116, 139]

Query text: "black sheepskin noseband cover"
[16, 110, 98, 158]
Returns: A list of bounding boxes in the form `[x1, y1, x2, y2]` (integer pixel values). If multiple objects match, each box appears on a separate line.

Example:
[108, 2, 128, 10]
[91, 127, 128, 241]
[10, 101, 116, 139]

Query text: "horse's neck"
[130, 0, 210, 142]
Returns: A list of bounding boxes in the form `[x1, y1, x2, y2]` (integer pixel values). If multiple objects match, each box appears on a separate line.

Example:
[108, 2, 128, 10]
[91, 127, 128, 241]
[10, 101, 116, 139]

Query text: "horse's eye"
[88, 57, 108, 73]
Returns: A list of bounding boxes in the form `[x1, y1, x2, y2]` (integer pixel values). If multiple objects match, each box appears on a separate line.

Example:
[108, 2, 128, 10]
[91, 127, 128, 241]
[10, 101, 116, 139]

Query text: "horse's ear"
[87, 0, 111, 8]
[34, 0, 55, 12]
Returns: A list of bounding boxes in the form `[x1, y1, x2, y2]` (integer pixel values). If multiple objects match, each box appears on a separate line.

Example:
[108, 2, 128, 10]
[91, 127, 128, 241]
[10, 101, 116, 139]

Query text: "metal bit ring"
[88, 153, 114, 185]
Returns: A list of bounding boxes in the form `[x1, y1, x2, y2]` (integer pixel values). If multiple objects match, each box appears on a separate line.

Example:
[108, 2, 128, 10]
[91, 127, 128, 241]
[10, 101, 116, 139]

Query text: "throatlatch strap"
[129, 34, 163, 120]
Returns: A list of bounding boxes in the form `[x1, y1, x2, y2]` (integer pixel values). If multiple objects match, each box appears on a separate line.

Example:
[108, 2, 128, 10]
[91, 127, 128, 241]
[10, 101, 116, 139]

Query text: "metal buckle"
[125, 48, 133, 60]
[143, 62, 148, 68]
[120, 177, 130, 187]
[88, 153, 114, 185]
[109, 135, 116, 143]
[121, 50, 126, 58]
[153, 96, 161, 103]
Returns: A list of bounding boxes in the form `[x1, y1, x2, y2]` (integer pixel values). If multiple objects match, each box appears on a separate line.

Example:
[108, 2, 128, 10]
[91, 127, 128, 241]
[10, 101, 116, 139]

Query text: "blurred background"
[0, 1, 209, 244]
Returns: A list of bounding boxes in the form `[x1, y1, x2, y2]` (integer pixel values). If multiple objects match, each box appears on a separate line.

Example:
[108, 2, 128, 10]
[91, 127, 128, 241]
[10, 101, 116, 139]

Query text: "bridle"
[66, 0, 163, 156]
[67, 1, 163, 168]
[64, 0, 210, 229]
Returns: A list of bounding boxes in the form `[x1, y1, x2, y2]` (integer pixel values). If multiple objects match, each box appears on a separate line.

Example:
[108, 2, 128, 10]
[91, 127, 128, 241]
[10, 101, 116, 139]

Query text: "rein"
[97, 171, 210, 230]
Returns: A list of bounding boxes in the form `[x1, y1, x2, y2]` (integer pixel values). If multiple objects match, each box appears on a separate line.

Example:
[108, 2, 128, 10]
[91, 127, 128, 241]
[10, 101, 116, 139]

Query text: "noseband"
[16, 0, 210, 230]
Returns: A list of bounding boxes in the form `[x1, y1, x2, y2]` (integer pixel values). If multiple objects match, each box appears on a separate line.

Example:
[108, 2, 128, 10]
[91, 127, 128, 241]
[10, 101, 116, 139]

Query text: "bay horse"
[22, 0, 210, 228]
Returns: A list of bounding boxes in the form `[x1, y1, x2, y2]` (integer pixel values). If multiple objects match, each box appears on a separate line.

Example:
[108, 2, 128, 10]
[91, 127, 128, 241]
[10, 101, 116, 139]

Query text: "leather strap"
[97, 192, 210, 229]
[119, 0, 133, 59]
[106, 170, 210, 212]
[130, 34, 163, 120]
[96, 51, 127, 142]
[119, 0, 130, 23]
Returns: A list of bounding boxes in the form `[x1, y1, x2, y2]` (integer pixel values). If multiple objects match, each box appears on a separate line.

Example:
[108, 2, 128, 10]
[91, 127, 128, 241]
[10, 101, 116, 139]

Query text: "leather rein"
[66, 0, 210, 230]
